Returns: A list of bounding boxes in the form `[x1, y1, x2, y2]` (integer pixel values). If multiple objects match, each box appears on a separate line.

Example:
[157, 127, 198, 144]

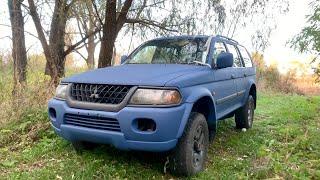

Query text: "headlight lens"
[129, 88, 181, 105]
[55, 84, 68, 100]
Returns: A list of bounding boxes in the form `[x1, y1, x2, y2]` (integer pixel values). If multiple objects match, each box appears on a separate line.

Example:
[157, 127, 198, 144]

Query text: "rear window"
[238, 46, 253, 67]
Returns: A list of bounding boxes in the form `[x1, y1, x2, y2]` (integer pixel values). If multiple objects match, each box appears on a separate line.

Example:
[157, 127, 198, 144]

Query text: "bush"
[251, 52, 316, 95]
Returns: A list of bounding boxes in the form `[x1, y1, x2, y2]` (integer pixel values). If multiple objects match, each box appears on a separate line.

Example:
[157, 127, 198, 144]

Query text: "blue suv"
[48, 35, 256, 176]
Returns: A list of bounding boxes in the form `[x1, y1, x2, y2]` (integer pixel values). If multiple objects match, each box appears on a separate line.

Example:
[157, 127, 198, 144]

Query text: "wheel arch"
[249, 83, 257, 109]
[191, 96, 216, 126]
[176, 88, 217, 138]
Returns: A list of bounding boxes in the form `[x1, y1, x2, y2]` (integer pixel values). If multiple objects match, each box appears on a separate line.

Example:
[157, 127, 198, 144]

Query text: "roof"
[151, 35, 239, 44]
[152, 35, 210, 41]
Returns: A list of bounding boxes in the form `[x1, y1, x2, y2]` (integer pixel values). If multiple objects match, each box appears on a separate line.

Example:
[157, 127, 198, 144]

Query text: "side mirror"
[120, 55, 128, 64]
[216, 52, 233, 69]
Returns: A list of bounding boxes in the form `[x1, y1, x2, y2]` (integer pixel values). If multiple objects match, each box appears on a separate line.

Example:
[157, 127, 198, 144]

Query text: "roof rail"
[215, 35, 238, 44]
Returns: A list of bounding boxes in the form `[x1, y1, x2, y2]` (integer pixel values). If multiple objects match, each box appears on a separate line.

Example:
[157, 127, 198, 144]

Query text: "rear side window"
[212, 42, 227, 64]
[238, 46, 253, 67]
[226, 44, 242, 67]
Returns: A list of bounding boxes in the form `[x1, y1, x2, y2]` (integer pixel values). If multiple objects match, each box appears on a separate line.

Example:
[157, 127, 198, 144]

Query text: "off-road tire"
[235, 95, 255, 129]
[169, 112, 209, 176]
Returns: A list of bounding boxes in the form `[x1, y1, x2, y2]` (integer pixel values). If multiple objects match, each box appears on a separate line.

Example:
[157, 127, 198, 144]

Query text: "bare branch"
[125, 19, 178, 32]
[74, 49, 87, 61]
[135, 0, 147, 19]
[116, 0, 133, 31]
[0, 23, 39, 39]
[66, 0, 77, 11]
[129, 0, 166, 12]
[27, 0, 50, 57]
[64, 27, 102, 56]
[92, 0, 104, 26]
[0, 36, 12, 40]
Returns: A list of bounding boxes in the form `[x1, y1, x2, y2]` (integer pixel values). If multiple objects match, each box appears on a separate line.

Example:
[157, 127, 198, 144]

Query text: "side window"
[238, 46, 253, 67]
[212, 42, 227, 64]
[226, 44, 242, 67]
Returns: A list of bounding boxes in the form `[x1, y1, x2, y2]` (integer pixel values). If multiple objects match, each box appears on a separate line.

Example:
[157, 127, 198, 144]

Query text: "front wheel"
[169, 112, 209, 176]
[235, 95, 255, 129]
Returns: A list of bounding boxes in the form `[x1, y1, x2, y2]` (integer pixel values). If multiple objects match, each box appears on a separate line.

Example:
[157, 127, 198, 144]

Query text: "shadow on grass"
[72, 118, 244, 177]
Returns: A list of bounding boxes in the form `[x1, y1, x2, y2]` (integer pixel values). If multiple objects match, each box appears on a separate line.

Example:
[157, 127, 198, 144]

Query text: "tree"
[8, 0, 28, 92]
[97, 0, 289, 68]
[219, 0, 289, 52]
[98, 0, 132, 67]
[97, 0, 226, 68]
[73, 0, 103, 69]
[27, 0, 99, 85]
[291, 0, 320, 82]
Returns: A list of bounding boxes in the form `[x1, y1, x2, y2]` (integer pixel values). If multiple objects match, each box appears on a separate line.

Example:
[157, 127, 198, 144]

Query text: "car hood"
[62, 64, 209, 87]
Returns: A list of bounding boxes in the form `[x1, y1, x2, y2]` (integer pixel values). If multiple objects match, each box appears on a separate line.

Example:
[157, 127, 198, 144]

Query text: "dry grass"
[252, 52, 320, 96]
[293, 77, 320, 95]
[0, 61, 53, 127]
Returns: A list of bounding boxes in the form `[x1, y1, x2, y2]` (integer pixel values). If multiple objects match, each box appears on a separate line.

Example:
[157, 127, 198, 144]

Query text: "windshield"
[126, 37, 209, 65]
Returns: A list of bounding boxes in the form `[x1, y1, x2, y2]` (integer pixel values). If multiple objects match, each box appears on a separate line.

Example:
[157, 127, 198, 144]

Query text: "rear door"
[225, 43, 246, 107]
[238, 45, 255, 98]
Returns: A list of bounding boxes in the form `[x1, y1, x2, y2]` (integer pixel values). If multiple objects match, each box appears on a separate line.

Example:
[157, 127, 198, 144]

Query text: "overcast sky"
[0, 0, 313, 72]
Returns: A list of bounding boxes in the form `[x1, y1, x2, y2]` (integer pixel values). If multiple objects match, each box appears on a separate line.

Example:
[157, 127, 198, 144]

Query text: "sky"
[262, 0, 313, 72]
[0, 0, 314, 73]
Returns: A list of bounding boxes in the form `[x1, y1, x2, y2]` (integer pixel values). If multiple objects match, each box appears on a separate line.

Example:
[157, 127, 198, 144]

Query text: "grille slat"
[66, 118, 120, 128]
[64, 113, 121, 132]
[65, 115, 119, 124]
[66, 121, 121, 131]
[70, 83, 132, 105]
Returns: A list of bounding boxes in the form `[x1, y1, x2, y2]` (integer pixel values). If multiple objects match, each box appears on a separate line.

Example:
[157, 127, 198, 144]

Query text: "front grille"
[70, 83, 132, 104]
[64, 113, 121, 132]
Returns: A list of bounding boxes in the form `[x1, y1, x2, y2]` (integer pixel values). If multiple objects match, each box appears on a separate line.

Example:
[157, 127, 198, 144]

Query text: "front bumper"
[48, 99, 193, 152]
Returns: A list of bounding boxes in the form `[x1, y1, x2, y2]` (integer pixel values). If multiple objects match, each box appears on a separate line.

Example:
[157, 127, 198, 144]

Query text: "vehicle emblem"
[90, 87, 99, 99]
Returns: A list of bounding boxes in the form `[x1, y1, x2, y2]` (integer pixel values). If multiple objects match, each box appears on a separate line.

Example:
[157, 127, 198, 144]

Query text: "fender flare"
[244, 80, 256, 100]
[176, 87, 217, 138]
[247, 80, 257, 107]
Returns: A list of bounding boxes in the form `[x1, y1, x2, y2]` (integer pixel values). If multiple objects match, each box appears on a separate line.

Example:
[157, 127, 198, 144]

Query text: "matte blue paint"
[62, 64, 208, 87]
[49, 35, 256, 152]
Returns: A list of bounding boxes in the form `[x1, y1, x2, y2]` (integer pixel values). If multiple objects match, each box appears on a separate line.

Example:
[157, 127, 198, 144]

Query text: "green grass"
[0, 92, 320, 179]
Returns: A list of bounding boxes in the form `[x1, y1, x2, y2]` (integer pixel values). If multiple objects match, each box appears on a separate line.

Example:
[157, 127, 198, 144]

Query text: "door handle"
[231, 74, 235, 79]
[244, 73, 248, 77]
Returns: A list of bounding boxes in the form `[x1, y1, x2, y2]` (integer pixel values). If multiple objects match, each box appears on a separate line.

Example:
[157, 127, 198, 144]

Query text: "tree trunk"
[98, 0, 133, 68]
[98, 37, 116, 68]
[8, 0, 27, 92]
[87, 6, 96, 69]
[98, 0, 117, 68]
[87, 36, 95, 69]
[28, 0, 67, 86]
[47, 0, 68, 84]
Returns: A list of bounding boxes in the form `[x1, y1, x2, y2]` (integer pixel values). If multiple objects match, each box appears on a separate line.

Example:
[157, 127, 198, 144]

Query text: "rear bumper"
[48, 99, 193, 152]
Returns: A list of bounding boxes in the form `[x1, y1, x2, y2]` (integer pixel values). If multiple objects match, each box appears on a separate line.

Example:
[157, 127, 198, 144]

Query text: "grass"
[0, 91, 319, 179]
[0, 63, 320, 179]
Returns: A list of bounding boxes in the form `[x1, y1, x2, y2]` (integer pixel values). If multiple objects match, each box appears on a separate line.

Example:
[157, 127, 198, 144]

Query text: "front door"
[225, 43, 246, 107]
[210, 41, 238, 119]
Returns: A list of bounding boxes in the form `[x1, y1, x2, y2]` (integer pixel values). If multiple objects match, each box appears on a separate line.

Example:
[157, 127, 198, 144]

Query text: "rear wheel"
[235, 95, 255, 129]
[169, 112, 209, 176]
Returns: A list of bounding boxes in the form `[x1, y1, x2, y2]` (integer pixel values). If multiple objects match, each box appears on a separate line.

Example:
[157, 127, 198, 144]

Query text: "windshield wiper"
[189, 61, 211, 68]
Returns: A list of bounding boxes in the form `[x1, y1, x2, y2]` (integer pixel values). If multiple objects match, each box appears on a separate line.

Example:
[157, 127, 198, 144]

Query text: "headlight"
[55, 84, 68, 100]
[129, 88, 181, 106]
